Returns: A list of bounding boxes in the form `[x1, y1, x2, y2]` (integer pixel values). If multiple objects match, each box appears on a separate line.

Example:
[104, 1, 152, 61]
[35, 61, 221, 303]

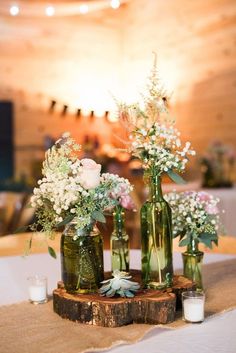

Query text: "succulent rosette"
[99, 270, 140, 298]
[165, 191, 223, 248]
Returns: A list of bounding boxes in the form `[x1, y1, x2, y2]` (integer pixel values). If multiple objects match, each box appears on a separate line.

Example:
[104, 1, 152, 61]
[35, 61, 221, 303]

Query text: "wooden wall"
[0, 0, 235, 179]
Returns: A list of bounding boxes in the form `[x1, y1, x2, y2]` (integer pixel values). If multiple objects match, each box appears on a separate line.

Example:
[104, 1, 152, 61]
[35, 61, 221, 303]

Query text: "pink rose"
[79, 158, 101, 189]
[198, 192, 211, 202]
[205, 204, 219, 215]
[120, 195, 136, 210]
[110, 184, 128, 200]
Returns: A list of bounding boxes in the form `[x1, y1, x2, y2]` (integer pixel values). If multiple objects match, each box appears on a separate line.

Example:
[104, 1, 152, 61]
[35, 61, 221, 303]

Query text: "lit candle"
[182, 291, 205, 323]
[28, 276, 48, 304]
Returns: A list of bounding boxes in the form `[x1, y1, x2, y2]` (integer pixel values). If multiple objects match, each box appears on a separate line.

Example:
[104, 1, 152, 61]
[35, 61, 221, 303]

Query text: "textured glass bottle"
[141, 174, 173, 289]
[182, 238, 204, 291]
[61, 221, 104, 294]
[110, 205, 130, 272]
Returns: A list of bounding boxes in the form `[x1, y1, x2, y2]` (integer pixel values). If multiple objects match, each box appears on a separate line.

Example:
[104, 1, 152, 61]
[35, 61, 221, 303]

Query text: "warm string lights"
[8, 1, 121, 17]
[49, 99, 117, 123]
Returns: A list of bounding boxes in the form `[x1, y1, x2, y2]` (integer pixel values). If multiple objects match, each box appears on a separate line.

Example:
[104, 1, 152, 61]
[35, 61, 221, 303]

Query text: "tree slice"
[53, 283, 176, 327]
[53, 272, 194, 327]
[120, 270, 195, 310]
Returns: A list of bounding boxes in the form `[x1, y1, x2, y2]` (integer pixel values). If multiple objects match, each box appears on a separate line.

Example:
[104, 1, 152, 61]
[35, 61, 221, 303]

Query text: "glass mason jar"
[182, 238, 204, 291]
[141, 173, 173, 289]
[60, 221, 104, 294]
[110, 205, 130, 272]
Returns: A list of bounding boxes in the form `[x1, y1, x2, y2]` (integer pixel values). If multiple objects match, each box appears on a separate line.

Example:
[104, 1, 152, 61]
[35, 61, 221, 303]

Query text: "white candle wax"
[29, 284, 47, 302]
[183, 298, 204, 322]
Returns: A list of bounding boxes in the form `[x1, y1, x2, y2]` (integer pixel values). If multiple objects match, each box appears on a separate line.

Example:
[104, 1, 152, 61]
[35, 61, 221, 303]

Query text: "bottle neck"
[113, 205, 125, 237]
[148, 174, 163, 201]
[187, 237, 199, 253]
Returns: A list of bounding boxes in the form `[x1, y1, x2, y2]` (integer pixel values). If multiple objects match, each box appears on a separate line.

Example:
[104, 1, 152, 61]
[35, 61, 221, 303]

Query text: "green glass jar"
[182, 238, 204, 291]
[141, 173, 173, 289]
[110, 205, 130, 272]
[61, 221, 104, 294]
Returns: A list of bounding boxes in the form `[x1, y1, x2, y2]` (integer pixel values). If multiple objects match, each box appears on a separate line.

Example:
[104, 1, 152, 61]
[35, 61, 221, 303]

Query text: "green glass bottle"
[61, 221, 104, 294]
[182, 237, 204, 291]
[111, 205, 130, 272]
[141, 173, 173, 289]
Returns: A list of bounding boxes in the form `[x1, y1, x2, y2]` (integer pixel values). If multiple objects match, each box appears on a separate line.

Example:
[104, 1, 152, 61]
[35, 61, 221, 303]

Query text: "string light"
[110, 0, 120, 9]
[45, 6, 55, 17]
[9, 5, 19, 16]
[79, 4, 89, 14]
[7, 1, 123, 17]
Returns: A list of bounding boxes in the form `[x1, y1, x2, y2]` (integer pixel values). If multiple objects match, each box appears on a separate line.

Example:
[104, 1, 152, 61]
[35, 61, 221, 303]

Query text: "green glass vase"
[110, 205, 130, 272]
[141, 173, 173, 289]
[182, 238, 204, 291]
[60, 221, 104, 294]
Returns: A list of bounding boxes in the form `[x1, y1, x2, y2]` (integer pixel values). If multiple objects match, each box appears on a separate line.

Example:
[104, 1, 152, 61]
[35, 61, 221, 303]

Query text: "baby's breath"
[31, 133, 134, 236]
[117, 54, 195, 177]
[165, 191, 223, 248]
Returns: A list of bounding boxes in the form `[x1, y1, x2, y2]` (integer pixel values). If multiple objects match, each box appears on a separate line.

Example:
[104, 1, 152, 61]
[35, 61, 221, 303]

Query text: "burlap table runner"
[1, 258, 236, 353]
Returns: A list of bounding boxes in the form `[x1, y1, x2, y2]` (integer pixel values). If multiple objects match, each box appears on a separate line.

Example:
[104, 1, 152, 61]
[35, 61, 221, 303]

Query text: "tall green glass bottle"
[141, 173, 173, 289]
[110, 205, 130, 272]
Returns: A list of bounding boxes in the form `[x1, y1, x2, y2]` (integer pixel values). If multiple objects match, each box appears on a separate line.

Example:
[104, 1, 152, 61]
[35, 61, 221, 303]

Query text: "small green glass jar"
[110, 205, 130, 272]
[182, 238, 204, 291]
[141, 173, 173, 289]
[61, 221, 104, 294]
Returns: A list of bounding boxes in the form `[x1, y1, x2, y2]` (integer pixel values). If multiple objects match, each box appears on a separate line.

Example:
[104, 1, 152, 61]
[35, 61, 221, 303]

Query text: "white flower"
[62, 132, 70, 138]
[79, 159, 101, 190]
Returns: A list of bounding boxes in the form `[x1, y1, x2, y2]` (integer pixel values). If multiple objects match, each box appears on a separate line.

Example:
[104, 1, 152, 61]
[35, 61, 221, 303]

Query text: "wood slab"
[120, 270, 195, 309]
[53, 283, 176, 327]
[53, 271, 195, 327]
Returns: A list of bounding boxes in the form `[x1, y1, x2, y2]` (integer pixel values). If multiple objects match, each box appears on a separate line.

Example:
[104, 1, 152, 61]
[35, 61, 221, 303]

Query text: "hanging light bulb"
[110, 0, 120, 9]
[45, 6, 55, 17]
[79, 4, 89, 14]
[9, 5, 20, 16]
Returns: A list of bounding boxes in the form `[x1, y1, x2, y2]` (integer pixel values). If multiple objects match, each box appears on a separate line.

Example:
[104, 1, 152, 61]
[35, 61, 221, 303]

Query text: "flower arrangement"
[99, 270, 140, 297]
[117, 54, 195, 182]
[29, 132, 134, 256]
[165, 191, 223, 248]
[101, 173, 136, 211]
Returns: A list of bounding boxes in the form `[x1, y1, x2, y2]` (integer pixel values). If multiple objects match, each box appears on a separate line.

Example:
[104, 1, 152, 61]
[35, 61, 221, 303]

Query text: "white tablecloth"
[1, 251, 236, 353]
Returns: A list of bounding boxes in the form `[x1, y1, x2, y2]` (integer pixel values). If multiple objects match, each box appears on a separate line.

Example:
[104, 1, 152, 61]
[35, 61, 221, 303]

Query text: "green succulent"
[99, 270, 140, 298]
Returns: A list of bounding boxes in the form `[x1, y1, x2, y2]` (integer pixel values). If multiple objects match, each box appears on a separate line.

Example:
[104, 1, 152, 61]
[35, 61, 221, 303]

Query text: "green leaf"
[179, 237, 190, 247]
[14, 225, 30, 234]
[200, 238, 212, 249]
[91, 210, 106, 223]
[167, 170, 186, 184]
[48, 246, 57, 259]
[56, 214, 75, 228]
[199, 232, 218, 249]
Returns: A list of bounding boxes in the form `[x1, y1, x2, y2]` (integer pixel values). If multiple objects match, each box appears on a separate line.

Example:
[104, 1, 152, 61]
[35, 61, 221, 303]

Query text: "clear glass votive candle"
[182, 291, 205, 323]
[27, 275, 48, 304]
